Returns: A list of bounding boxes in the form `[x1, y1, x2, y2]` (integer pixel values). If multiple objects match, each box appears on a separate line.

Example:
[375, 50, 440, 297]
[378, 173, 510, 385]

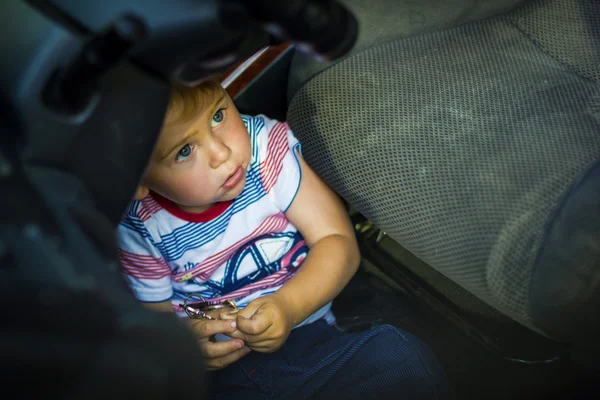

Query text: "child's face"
[140, 90, 251, 213]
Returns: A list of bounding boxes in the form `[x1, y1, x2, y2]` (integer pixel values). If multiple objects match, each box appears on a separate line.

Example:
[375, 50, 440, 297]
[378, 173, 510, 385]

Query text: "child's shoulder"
[242, 114, 292, 159]
[125, 196, 162, 223]
[119, 196, 165, 237]
[241, 114, 285, 133]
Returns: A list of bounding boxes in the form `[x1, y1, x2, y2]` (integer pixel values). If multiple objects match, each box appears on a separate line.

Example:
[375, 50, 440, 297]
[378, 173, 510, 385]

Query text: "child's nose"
[207, 136, 231, 168]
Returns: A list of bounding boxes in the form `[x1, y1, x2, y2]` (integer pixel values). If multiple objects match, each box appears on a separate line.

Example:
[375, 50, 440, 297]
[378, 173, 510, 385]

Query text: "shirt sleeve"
[254, 114, 303, 212]
[117, 203, 174, 302]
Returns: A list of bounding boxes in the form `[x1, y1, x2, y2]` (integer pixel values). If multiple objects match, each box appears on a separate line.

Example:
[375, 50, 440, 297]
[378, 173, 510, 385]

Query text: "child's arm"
[143, 300, 248, 370]
[231, 155, 360, 351]
[277, 155, 360, 323]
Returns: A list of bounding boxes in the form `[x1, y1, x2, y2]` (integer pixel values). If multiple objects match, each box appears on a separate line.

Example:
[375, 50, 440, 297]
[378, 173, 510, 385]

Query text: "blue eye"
[211, 109, 224, 127]
[176, 144, 192, 162]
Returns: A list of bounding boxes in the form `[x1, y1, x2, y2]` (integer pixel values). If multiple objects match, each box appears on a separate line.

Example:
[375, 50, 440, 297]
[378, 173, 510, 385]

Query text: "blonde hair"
[164, 79, 224, 127]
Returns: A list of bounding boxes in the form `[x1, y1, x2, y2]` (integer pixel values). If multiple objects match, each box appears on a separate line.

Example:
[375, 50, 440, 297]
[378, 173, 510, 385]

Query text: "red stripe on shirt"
[138, 196, 163, 222]
[260, 122, 290, 193]
[174, 212, 290, 282]
[211, 267, 296, 302]
[263, 123, 289, 192]
[119, 249, 172, 280]
[173, 260, 298, 312]
[142, 196, 163, 214]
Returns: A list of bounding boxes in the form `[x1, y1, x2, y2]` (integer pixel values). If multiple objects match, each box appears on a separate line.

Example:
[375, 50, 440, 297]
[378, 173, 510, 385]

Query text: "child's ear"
[133, 185, 150, 201]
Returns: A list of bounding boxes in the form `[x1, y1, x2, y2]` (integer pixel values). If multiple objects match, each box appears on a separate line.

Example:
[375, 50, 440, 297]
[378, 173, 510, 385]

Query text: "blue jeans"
[208, 320, 453, 399]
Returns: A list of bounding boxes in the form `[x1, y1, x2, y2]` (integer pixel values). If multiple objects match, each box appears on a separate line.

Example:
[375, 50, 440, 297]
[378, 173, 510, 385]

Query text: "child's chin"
[223, 185, 245, 201]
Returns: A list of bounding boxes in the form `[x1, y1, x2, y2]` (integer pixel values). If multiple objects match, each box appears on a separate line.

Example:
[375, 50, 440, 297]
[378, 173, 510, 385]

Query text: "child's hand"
[229, 294, 294, 353]
[188, 317, 250, 371]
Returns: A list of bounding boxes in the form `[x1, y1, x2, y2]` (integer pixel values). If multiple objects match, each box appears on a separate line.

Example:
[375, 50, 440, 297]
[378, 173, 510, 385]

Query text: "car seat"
[285, 0, 600, 348]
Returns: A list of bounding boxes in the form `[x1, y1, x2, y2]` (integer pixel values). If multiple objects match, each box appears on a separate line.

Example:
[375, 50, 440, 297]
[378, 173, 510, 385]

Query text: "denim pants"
[208, 320, 453, 399]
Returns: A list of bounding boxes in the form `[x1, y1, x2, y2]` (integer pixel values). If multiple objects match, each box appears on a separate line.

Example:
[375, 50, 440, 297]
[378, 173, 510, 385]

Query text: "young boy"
[117, 80, 452, 399]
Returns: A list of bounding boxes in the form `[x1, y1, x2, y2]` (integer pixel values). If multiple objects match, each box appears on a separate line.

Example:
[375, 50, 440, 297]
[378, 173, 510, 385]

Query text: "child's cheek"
[174, 170, 211, 200]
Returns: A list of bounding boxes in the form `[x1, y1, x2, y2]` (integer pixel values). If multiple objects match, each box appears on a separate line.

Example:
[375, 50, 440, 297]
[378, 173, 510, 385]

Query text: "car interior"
[2, 0, 599, 398]
[231, 0, 600, 398]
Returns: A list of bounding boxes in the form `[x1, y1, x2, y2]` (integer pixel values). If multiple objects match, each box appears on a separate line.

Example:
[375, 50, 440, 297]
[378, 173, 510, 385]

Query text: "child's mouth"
[221, 166, 244, 190]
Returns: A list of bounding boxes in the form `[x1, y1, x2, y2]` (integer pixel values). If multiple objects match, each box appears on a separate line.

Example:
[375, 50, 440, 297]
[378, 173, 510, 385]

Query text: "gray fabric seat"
[287, 0, 600, 343]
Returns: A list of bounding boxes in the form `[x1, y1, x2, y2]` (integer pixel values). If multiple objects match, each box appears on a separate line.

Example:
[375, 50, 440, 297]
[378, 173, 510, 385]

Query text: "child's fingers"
[219, 310, 239, 320]
[204, 346, 252, 371]
[199, 338, 245, 359]
[237, 299, 262, 319]
[190, 318, 238, 341]
[236, 314, 272, 336]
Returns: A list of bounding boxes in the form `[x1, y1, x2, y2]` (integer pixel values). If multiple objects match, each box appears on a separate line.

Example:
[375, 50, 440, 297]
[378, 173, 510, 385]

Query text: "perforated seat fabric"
[287, 0, 527, 102]
[287, 0, 600, 341]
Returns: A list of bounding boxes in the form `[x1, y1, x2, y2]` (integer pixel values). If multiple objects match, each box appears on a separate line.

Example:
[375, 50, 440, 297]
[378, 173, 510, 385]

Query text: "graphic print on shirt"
[199, 231, 308, 301]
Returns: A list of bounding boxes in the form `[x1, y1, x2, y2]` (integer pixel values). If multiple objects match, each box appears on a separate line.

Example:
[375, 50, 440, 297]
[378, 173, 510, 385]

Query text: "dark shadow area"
[234, 46, 296, 122]
[333, 264, 599, 400]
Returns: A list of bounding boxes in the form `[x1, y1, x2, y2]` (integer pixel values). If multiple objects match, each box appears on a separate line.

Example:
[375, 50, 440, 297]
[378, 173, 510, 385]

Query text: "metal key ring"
[180, 293, 211, 319]
[180, 293, 239, 320]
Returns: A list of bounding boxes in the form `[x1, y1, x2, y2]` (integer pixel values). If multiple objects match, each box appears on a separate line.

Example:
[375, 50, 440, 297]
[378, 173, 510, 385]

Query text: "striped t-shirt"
[117, 114, 334, 328]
